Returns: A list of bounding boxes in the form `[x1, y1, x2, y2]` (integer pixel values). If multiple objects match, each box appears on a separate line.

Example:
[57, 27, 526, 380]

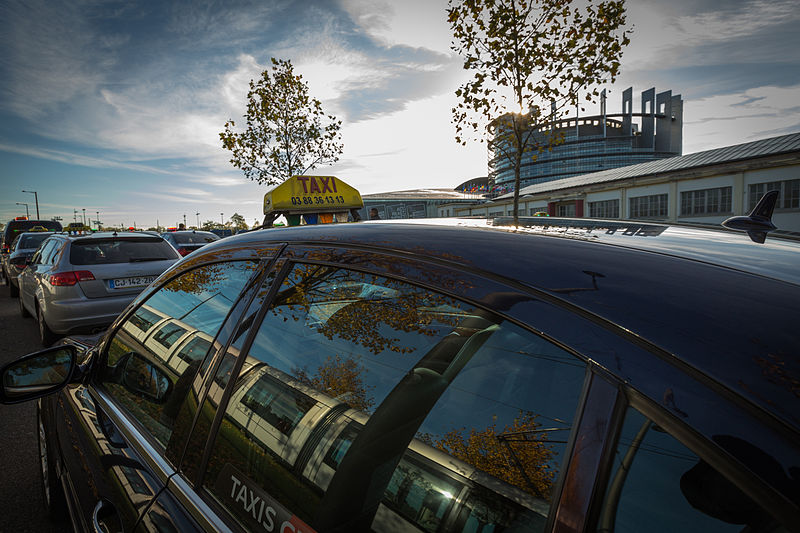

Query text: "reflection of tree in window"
[432, 411, 555, 500]
[295, 354, 375, 412]
[240, 372, 316, 436]
[272, 264, 465, 356]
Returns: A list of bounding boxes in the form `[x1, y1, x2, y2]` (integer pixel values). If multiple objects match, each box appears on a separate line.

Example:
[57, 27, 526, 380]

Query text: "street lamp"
[96, 211, 100, 230]
[196, 212, 200, 228]
[22, 190, 39, 219]
[16, 202, 29, 218]
[220, 212, 224, 225]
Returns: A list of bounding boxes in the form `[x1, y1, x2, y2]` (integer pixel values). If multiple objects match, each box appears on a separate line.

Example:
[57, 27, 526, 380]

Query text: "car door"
[50, 259, 262, 531]
[19, 238, 56, 312]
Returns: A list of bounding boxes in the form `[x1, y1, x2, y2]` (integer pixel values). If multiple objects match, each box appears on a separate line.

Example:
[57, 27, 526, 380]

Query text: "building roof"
[498, 132, 800, 200]
[363, 189, 484, 201]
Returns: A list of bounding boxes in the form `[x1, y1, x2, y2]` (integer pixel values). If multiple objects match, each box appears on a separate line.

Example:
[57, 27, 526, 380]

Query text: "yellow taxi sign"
[263, 175, 364, 215]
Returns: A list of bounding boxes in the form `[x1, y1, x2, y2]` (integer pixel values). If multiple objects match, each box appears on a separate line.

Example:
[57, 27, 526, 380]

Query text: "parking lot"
[0, 273, 70, 532]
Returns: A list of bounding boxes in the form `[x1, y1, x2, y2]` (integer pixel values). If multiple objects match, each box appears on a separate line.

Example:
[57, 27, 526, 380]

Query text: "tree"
[201, 220, 217, 231]
[448, 0, 631, 224]
[220, 58, 344, 186]
[433, 411, 556, 499]
[295, 354, 375, 412]
[229, 213, 248, 232]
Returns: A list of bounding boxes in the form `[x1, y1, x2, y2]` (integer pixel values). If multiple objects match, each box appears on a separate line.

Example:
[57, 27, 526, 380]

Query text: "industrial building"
[443, 132, 800, 236]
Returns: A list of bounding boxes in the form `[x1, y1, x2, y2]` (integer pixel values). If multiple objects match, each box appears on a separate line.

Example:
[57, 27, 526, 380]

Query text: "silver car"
[18, 231, 180, 346]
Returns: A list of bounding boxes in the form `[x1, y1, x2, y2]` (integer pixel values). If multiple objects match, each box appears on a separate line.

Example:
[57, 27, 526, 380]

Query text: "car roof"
[162, 230, 218, 236]
[60, 231, 166, 242]
[181, 217, 800, 435]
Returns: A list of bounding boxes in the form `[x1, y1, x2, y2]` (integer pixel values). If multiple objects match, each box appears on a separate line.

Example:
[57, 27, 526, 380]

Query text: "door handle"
[92, 499, 122, 533]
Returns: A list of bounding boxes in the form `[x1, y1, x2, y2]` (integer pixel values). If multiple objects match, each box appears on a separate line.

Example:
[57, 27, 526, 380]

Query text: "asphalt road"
[0, 273, 72, 532]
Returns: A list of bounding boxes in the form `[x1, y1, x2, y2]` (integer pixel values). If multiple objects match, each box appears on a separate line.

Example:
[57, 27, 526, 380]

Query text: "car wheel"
[9, 279, 19, 298]
[38, 305, 58, 347]
[37, 402, 67, 518]
[19, 292, 31, 318]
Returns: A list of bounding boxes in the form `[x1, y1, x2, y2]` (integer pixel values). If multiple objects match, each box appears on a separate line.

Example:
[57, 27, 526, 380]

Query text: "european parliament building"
[491, 87, 683, 194]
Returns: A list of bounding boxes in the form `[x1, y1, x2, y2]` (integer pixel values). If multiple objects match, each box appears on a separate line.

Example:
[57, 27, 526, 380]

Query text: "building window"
[680, 187, 732, 216]
[629, 194, 668, 218]
[589, 199, 620, 218]
[557, 203, 576, 217]
[749, 179, 800, 210]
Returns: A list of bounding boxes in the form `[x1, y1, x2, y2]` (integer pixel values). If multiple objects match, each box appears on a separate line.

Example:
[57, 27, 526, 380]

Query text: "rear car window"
[172, 232, 219, 245]
[70, 238, 177, 265]
[17, 233, 51, 250]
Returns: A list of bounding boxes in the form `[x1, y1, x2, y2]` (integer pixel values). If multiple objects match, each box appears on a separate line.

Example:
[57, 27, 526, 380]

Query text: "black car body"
[161, 230, 220, 257]
[2, 218, 799, 533]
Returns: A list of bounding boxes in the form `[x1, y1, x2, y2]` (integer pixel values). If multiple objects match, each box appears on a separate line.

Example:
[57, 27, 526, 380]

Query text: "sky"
[1, 0, 798, 229]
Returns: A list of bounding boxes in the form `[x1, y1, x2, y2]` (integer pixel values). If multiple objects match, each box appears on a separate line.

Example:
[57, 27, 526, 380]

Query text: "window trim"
[551, 370, 623, 533]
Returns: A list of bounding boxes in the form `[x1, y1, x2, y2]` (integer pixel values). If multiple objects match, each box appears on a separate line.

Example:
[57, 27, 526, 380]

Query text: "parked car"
[161, 229, 220, 256]
[1, 217, 61, 257]
[17, 231, 180, 345]
[2, 230, 55, 297]
[1, 216, 798, 533]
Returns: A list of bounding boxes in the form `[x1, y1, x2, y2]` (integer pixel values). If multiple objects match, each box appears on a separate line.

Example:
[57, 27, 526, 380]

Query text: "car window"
[19, 233, 51, 250]
[35, 239, 57, 265]
[173, 232, 219, 244]
[201, 264, 587, 532]
[99, 260, 258, 454]
[595, 407, 788, 533]
[70, 237, 177, 265]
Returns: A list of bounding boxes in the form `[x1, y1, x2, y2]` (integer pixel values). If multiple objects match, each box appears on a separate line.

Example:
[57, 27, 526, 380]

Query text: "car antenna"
[721, 190, 778, 244]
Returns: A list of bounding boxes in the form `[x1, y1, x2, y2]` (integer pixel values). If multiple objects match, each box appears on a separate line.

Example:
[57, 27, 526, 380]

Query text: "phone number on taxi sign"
[290, 195, 347, 206]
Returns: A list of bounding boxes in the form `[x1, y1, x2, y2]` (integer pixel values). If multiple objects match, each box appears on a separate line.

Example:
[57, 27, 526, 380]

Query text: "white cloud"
[338, 0, 453, 54]
[683, 84, 800, 153]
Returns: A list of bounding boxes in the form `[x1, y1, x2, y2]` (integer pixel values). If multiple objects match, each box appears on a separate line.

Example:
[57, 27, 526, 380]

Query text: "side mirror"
[120, 352, 171, 403]
[0, 345, 77, 404]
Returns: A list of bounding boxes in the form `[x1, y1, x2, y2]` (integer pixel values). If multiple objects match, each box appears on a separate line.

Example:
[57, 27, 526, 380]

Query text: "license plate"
[110, 276, 156, 289]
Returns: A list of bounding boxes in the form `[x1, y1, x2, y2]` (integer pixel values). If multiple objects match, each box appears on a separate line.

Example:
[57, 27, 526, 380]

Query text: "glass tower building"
[490, 87, 683, 195]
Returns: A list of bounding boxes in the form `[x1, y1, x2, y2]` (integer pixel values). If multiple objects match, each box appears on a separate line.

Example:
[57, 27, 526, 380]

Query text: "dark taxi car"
[161, 230, 220, 256]
[1, 217, 798, 533]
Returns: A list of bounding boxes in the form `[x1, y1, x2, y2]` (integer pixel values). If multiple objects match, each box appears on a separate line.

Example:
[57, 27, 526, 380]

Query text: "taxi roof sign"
[264, 175, 363, 215]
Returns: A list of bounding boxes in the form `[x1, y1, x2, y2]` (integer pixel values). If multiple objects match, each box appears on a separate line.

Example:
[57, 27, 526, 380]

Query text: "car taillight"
[49, 270, 95, 286]
[176, 247, 191, 256]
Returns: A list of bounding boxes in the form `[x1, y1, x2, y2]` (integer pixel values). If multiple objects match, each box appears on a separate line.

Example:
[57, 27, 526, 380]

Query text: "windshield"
[70, 238, 178, 265]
